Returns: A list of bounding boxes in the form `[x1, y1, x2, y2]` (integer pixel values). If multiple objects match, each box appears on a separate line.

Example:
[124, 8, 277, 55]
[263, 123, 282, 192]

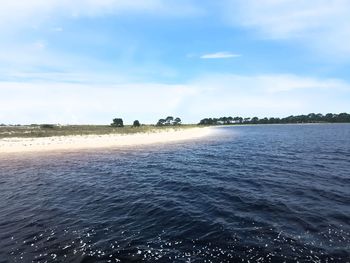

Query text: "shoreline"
[0, 127, 213, 154]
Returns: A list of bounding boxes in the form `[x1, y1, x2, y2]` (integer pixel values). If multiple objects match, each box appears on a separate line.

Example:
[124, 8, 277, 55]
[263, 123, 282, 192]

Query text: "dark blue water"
[0, 124, 349, 262]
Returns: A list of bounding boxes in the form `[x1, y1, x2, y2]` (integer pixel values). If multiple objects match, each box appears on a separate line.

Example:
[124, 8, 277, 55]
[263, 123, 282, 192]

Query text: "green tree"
[165, 116, 174, 125]
[251, 117, 259, 124]
[133, 120, 141, 127]
[111, 118, 124, 127]
[173, 117, 182, 125]
[198, 113, 350, 126]
[157, 119, 166, 126]
[233, 117, 242, 124]
[325, 113, 334, 122]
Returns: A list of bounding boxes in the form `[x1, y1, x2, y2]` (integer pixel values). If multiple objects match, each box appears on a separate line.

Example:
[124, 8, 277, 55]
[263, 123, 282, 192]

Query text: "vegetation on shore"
[1, 112, 349, 139]
[111, 118, 124, 127]
[0, 124, 197, 139]
[156, 116, 182, 126]
[198, 113, 350, 126]
[0, 116, 187, 139]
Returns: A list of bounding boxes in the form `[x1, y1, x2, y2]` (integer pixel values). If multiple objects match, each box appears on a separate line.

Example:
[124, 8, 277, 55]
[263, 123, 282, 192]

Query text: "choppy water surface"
[0, 124, 349, 262]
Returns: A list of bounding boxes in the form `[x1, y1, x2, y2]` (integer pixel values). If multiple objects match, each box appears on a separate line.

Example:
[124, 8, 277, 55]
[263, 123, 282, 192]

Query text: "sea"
[0, 124, 349, 262]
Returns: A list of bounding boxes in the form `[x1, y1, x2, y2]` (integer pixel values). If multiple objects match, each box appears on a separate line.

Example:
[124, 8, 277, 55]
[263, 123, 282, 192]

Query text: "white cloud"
[186, 73, 350, 118]
[0, 81, 198, 124]
[250, 74, 350, 93]
[200, 52, 241, 59]
[0, 73, 349, 124]
[52, 27, 63, 32]
[0, 0, 202, 31]
[223, 0, 350, 57]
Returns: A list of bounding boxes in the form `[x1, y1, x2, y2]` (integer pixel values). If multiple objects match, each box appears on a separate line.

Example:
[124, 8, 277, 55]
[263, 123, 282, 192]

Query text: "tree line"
[156, 116, 182, 126]
[111, 116, 182, 127]
[4, 113, 347, 127]
[198, 113, 350, 125]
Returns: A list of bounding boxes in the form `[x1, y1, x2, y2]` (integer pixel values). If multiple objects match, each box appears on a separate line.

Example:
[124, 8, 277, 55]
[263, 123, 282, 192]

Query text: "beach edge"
[0, 127, 213, 154]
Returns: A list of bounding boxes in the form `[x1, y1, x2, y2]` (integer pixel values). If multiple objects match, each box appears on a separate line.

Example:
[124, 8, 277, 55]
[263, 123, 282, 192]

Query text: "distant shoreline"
[0, 124, 198, 139]
[0, 127, 212, 154]
[205, 122, 350, 128]
[198, 113, 350, 126]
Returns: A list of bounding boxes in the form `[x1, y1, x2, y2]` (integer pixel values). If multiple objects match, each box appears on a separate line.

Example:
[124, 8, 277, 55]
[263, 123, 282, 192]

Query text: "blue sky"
[0, 0, 349, 124]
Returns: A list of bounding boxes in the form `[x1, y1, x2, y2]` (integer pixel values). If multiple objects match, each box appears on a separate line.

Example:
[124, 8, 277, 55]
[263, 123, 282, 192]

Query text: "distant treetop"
[198, 113, 350, 125]
[157, 116, 182, 126]
[111, 118, 124, 127]
[133, 120, 141, 127]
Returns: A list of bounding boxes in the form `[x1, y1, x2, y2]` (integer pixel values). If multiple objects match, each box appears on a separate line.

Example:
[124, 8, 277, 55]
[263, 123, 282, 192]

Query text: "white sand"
[0, 127, 213, 154]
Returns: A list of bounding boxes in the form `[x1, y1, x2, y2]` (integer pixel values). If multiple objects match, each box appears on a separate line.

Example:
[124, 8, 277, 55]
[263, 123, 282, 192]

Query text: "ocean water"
[0, 124, 349, 262]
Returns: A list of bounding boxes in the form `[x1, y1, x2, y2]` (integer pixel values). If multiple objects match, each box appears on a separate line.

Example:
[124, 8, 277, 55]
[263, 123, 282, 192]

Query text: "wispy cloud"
[1, 73, 349, 124]
[51, 27, 63, 32]
[187, 73, 350, 118]
[200, 52, 241, 59]
[0, 0, 202, 31]
[0, 81, 197, 124]
[222, 0, 350, 57]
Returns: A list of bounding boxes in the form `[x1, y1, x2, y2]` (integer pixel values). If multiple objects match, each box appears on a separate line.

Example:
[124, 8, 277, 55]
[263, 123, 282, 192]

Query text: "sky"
[0, 0, 350, 124]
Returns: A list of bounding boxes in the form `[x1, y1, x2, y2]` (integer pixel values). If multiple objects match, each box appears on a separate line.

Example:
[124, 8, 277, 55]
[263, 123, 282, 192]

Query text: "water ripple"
[0, 124, 349, 262]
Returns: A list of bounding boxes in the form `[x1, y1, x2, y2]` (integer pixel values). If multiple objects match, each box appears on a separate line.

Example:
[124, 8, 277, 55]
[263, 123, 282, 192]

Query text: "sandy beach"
[0, 127, 212, 154]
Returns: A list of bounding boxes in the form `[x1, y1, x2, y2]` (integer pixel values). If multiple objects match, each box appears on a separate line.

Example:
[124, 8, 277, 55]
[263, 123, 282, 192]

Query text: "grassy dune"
[0, 125, 198, 139]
